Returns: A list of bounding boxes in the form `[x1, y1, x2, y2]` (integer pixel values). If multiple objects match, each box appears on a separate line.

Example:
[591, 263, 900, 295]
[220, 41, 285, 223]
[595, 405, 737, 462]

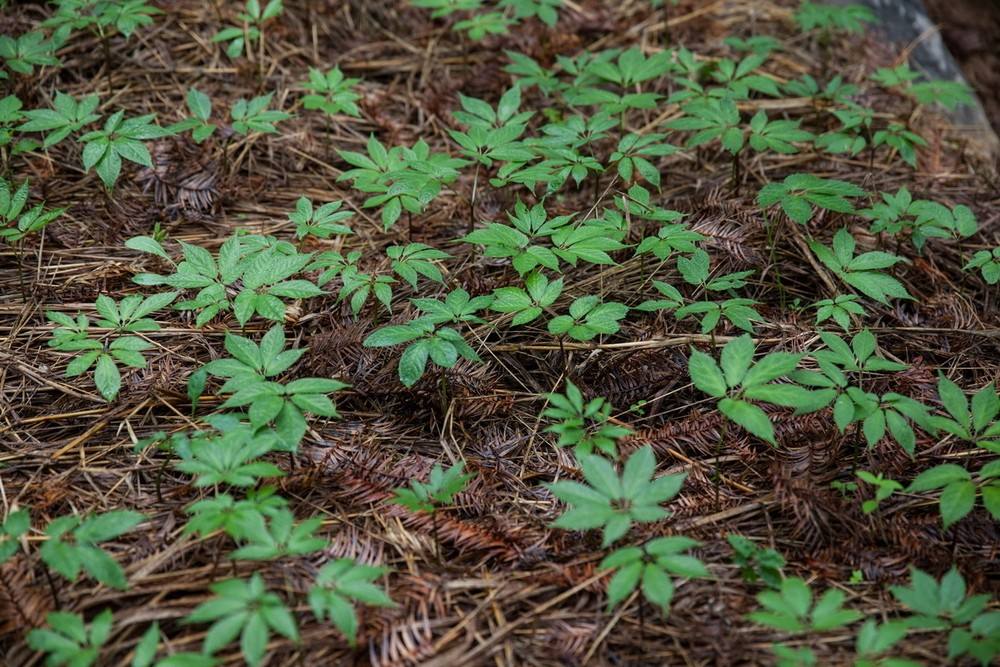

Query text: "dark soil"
[925, 0, 1000, 132]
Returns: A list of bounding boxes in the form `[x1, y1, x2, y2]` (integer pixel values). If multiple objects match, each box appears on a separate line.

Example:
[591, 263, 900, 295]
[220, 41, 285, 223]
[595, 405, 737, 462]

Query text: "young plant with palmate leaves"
[547, 446, 685, 547]
[855, 470, 902, 514]
[871, 123, 927, 169]
[27, 609, 113, 667]
[794, 1, 875, 35]
[196, 327, 347, 450]
[174, 91, 290, 180]
[448, 87, 533, 190]
[848, 619, 918, 667]
[669, 250, 763, 334]
[300, 66, 363, 118]
[289, 196, 353, 241]
[599, 536, 709, 617]
[790, 330, 934, 454]
[814, 105, 873, 158]
[489, 271, 563, 326]
[964, 246, 1000, 285]
[500, 0, 563, 26]
[168, 88, 217, 143]
[363, 317, 480, 387]
[390, 462, 474, 561]
[185, 573, 298, 667]
[782, 73, 857, 106]
[40, 510, 144, 590]
[46, 291, 177, 401]
[0, 177, 64, 244]
[870, 63, 975, 113]
[905, 462, 1000, 528]
[0, 95, 38, 161]
[808, 228, 911, 305]
[746, 110, 814, 155]
[337, 135, 462, 231]
[666, 98, 743, 158]
[130, 234, 323, 326]
[16, 91, 100, 149]
[472, 202, 627, 275]
[727, 534, 785, 588]
[173, 419, 285, 486]
[454, 10, 515, 40]
[548, 295, 629, 342]
[930, 375, 1000, 453]
[812, 293, 866, 332]
[0, 508, 28, 566]
[860, 186, 977, 253]
[707, 53, 782, 100]
[182, 486, 288, 542]
[213, 0, 283, 59]
[461, 200, 572, 276]
[197, 325, 304, 392]
[387, 243, 450, 288]
[230, 94, 292, 137]
[891, 567, 1000, 665]
[568, 47, 673, 115]
[749, 576, 863, 634]
[79, 110, 173, 190]
[759, 577, 868, 666]
[891, 375, 1000, 526]
[44, 0, 160, 44]
[183, 486, 287, 541]
[0, 30, 60, 80]
[688, 335, 831, 445]
[542, 379, 632, 458]
[409, 287, 493, 326]
[309, 558, 396, 646]
[609, 132, 677, 188]
[757, 173, 865, 225]
[229, 508, 327, 561]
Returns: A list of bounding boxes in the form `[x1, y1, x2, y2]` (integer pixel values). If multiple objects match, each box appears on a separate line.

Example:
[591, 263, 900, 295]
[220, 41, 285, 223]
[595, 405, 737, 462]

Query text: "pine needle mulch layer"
[1, 0, 999, 665]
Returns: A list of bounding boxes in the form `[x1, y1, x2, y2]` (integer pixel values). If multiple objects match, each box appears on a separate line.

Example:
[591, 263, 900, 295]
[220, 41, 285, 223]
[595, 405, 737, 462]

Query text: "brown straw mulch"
[1, 0, 999, 665]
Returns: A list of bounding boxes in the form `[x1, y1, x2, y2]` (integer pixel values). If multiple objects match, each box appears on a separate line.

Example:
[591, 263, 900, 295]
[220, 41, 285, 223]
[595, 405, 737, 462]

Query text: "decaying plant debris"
[0, 0, 999, 665]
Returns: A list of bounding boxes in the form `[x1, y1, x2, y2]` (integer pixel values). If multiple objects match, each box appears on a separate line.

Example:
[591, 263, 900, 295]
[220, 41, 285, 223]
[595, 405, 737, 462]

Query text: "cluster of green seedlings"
[2, 0, 999, 664]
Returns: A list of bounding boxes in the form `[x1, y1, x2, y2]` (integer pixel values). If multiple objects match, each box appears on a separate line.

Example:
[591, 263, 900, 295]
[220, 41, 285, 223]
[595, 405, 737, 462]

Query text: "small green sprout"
[547, 445, 685, 547]
[548, 295, 628, 342]
[808, 228, 911, 305]
[185, 574, 298, 667]
[27, 609, 114, 667]
[542, 379, 632, 457]
[300, 66, 363, 117]
[600, 536, 708, 615]
[757, 173, 865, 225]
[46, 292, 177, 401]
[364, 318, 480, 387]
[688, 335, 830, 445]
[40, 511, 145, 590]
[309, 558, 396, 645]
[748, 576, 862, 632]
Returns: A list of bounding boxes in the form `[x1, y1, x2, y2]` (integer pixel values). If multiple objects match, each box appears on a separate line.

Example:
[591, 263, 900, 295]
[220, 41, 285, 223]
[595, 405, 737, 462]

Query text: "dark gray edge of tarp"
[832, 0, 998, 156]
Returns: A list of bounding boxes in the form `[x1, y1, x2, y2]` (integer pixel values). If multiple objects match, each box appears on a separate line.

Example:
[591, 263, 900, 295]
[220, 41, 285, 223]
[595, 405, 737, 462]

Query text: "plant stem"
[42, 567, 60, 610]
[731, 149, 741, 194]
[221, 135, 231, 185]
[431, 510, 441, 565]
[468, 162, 480, 234]
[662, 1, 671, 48]
[100, 28, 112, 95]
[638, 594, 646, 647]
